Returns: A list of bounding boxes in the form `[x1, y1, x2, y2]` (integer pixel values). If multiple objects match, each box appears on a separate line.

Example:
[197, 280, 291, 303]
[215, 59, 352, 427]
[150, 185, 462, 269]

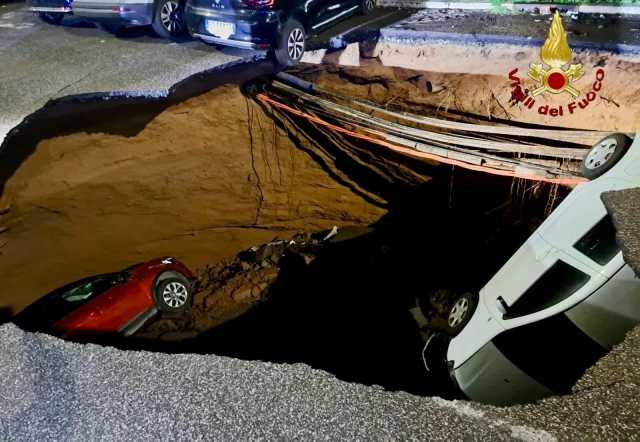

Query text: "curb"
[379, 28, 640, 56]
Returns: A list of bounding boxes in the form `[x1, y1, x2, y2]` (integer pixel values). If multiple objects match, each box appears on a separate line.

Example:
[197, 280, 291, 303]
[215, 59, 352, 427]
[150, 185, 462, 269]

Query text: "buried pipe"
[255, 93, 588, 186]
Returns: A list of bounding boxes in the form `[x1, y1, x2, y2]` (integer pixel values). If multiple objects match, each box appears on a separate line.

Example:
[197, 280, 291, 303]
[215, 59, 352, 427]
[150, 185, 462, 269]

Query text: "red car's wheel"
[154, 274, 192, 313]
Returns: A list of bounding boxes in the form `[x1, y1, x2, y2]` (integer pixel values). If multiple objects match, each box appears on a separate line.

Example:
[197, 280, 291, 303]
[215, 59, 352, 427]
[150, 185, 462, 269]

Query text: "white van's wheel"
[581, 133, 632, 180]
[447, 293, 477, 336]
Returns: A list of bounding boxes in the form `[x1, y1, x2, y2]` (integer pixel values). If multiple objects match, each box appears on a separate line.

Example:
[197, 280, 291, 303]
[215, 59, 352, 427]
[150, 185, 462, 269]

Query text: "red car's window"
[61, 273, 128, 304]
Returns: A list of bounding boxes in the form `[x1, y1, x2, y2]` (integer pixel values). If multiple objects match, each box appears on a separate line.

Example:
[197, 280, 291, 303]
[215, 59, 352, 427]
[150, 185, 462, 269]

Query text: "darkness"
[3, 65, 565, 399]
[122, 90, 565, 398]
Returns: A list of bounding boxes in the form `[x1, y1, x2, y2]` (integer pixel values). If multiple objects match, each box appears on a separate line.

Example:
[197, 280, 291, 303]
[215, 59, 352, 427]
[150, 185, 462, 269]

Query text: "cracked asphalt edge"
[0, 323, 554, 441]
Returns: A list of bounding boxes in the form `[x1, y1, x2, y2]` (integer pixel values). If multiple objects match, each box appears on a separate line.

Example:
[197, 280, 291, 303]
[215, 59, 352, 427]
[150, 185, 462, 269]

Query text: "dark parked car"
[26, 0, 72, 25]
[186, 0, 375, 66]
[14, 257, 196, 339]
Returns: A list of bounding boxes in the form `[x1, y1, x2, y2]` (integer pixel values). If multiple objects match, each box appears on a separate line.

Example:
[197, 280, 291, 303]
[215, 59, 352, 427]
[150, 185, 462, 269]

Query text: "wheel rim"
[287, 28, 305, 61]
[162, 282, 189, 308]
[585, 138, 618, 170]
[448, 298, 469, 328]
[160, 0, 183, 34]
[364, 0, 374, 10]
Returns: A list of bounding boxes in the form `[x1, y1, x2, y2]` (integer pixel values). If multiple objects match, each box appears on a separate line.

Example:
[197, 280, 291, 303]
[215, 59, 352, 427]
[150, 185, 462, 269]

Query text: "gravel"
[602, 188, 640, 276]
[0, 323, 551, 441]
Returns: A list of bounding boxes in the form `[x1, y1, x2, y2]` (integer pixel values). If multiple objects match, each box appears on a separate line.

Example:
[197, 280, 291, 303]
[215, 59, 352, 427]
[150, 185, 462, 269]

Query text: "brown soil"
[136, 232, 323, 341]
[294, 55, 640, 132]
[0, 84, 390, 314]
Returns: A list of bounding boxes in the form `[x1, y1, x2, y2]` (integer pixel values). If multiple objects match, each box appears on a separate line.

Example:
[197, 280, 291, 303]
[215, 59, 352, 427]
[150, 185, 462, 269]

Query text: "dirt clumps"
[136, 231, 326, 341]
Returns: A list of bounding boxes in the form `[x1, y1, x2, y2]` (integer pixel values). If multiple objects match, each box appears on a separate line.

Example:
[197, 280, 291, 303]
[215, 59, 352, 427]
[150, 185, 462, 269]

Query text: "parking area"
[0, 2, 406, 146]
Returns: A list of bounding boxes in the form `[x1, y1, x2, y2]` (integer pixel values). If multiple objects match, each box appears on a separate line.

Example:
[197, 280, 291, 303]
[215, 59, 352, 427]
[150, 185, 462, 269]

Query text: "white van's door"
[482, 234, 607, 330]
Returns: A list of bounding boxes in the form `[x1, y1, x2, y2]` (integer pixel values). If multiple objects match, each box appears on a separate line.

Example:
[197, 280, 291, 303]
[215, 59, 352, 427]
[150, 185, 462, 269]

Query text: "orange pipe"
[256, 93, 587, 187]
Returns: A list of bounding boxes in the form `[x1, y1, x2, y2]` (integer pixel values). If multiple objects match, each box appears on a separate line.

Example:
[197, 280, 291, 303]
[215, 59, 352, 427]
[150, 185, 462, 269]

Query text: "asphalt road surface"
[0, 2, 407, 146]
[0, 323, 552, 441]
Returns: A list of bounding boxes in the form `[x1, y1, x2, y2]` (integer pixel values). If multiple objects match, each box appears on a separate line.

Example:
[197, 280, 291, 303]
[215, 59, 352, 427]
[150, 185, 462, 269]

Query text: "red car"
[15, 257, 196, 338]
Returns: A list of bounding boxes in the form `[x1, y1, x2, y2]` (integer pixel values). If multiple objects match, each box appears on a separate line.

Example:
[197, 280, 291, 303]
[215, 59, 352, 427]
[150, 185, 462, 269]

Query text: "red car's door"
[93, 278, 153, 331]
[53, 273, 150, 335]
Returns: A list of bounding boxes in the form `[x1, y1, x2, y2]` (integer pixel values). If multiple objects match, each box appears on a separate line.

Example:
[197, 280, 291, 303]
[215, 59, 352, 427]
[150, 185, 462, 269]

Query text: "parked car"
[423, 133, 640, 405]
[71, 0, 187, 38]
[185, 0, 375, 66]
[14, 257, 196, 339]
[26, 0, 72, 25]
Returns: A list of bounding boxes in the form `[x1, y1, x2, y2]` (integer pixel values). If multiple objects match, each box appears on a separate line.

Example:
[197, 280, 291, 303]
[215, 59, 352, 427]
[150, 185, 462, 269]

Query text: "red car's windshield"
[14, 272, 130, 331]
[60, 273, 128, 303]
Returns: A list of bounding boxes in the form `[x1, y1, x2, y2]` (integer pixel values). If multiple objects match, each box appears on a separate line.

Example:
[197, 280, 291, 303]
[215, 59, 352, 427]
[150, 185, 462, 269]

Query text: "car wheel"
[581, 133, 632, 180]
[154, 275, 192, 313]
[446, 292, 477, 336]
[152, 0, 186, 39]
[422, 331, 450, 374]
[360, 0, 375, 15]
[274, 19, 305, 68]
[38, 12, 65, 25]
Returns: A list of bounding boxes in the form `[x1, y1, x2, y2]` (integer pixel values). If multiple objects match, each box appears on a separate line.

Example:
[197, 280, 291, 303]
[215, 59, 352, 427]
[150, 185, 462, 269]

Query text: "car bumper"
[449, 341, 553, 405]
[28, 5, 72, 12]
[186, 6, 281, 50]
[72, 1, 153, 25]
[26, 0, 72, 13]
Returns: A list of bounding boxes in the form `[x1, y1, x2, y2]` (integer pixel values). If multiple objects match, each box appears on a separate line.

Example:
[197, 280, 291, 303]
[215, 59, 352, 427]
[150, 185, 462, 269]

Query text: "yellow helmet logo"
[528, 12, 584, 97]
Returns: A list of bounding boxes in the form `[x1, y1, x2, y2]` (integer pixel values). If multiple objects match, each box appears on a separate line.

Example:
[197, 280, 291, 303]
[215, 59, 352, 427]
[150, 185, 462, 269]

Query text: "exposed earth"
[0, 8, 639, 441]
[296, 54, 640, 132]
[3, 52, 633, 319]
[0, 82, 390, 314]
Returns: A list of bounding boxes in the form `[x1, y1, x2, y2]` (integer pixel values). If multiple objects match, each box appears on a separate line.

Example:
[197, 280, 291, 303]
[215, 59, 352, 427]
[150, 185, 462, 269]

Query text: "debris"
[323, 226, 339, 242]
[601, 96, 620, 108]
[256, 74, 597, 185]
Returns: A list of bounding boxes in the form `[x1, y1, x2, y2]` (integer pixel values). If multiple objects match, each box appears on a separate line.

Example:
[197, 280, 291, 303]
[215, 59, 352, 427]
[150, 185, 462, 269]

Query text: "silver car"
[30, 0, 188, 38]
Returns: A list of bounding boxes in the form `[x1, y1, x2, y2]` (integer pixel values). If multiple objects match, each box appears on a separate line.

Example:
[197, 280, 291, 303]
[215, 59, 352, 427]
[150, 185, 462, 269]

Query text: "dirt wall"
[0, 85, 388, 313]
[302, 42, 640, 132]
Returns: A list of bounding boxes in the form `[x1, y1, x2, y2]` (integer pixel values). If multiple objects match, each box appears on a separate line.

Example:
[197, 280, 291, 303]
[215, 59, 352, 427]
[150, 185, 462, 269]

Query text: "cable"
[255, 93, 588, 187]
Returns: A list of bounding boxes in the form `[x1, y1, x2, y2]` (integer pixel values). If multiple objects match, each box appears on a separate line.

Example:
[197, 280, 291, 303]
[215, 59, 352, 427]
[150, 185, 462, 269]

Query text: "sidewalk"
[379, 0, 640, 15]
[380, 9, 640, 55]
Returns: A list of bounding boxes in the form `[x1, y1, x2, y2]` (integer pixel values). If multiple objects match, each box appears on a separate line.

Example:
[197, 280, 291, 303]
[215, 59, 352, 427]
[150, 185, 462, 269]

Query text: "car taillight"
[242, 0, 275, 9]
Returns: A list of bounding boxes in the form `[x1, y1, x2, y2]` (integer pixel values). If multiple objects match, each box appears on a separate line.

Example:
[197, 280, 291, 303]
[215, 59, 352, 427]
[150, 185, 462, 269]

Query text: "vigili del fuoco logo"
[508, 11, 605, 117]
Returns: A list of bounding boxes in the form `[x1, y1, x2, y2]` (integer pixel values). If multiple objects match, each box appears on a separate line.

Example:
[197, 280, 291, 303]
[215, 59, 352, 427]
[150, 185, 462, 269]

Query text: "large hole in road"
[2, 61, 571, 399]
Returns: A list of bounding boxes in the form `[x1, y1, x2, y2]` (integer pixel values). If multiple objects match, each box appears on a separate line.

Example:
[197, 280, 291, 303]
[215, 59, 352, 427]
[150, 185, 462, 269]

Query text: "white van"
[441, 133, 640, 405]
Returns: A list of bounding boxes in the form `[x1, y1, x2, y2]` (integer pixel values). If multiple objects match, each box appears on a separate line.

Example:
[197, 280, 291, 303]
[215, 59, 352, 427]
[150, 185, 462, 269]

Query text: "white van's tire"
[446, 292, 477, 336]
[581, 133, 632, 180]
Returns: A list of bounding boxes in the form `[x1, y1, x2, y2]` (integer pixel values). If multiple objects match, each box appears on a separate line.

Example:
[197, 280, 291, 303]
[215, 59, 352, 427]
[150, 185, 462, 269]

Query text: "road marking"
[312, 5, 359, 30]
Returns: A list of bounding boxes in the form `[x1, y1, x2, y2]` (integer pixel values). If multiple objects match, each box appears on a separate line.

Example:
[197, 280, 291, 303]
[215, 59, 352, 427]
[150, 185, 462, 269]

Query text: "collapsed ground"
[0, 55, 633, 394]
